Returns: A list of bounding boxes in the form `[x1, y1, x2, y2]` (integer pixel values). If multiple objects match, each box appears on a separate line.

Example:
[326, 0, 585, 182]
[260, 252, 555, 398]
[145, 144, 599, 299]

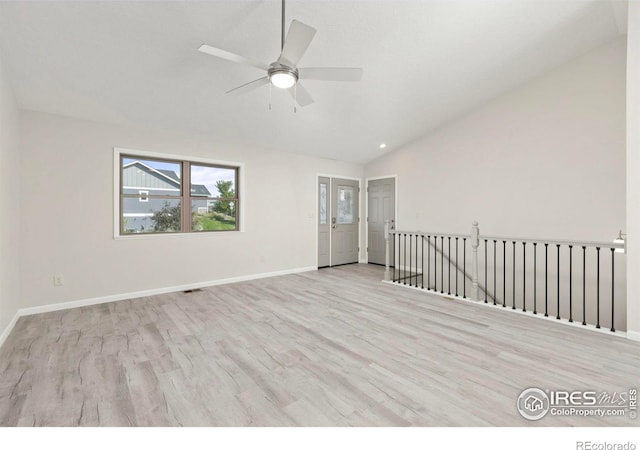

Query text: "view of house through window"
[120, 154, 239, 234]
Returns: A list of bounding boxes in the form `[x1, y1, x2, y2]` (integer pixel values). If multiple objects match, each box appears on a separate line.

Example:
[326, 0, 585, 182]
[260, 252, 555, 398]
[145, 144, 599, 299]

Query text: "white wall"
[366, 37, 626, 241]
[19, 111, 362, 308]
[365, 38, 627, 330]
[626, 1, 640, 339]
[0, 53, 20, 337]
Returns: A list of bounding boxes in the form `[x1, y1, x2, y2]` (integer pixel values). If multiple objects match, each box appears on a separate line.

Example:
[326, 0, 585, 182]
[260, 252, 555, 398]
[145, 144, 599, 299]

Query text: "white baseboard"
[0, 311, 21, 350]
[382, 280, 632, 340]
[627, 330, 640, 342]
[0, 266, 316, 349]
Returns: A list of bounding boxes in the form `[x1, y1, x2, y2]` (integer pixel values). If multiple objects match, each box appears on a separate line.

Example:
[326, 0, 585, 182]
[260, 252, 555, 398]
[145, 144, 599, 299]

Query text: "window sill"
[114, 229, 244, 240]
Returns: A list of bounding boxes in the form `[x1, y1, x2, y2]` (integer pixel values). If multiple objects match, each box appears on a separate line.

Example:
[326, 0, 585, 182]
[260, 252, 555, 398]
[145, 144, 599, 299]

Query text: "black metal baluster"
[413, 234, 417, 288]
[434, 236, 438, 292]
[556, 244, 561, 320]
[596, 247, 601, 329]
[417, 234, 420, 288]
[404, 234, 407, 285]
[568, 245, 573, 323]
[421, 235, 424, 289]
[493, 240, 497, 306]
[533, 243, 537, 314]
[396, 233, 400, 282]
[545, 243, 549, 317]
[484, 239, 488, 303]
[415, 234, 418, 288]
[502, 241, 506, 307]
[415, 234, 419, 288]
[522, 242, 526, 312]
[409, 234, 413, 287]
[427, 236, 431, 290]
[463, 238, 467, 298]
[441, 236, 444, 293]
[455, 237, 459, 297]
[512, 241, 516, 310]
[448, 237, 451, 295]
[611, 248, 616, 332]
[396, 233, 402, 283]
[582, 246, 586, 326]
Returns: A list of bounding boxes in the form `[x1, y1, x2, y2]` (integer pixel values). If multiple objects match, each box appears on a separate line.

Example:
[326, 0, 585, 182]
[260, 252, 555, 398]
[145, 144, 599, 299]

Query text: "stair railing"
[383, 220, 626, 333]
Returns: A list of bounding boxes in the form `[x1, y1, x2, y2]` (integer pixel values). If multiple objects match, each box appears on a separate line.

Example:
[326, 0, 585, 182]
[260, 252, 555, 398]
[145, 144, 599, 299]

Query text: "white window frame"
[114, 147, 245, 239]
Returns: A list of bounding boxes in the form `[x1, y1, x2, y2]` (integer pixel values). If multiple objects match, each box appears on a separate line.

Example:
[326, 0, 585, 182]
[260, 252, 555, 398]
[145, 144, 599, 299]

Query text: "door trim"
[316, 174, 362, 268]
[365, 175, 398, 264]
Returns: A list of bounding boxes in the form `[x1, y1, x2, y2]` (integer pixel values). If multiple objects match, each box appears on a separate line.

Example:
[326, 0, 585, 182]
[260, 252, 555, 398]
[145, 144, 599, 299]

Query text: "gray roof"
[157, 169, 180, 183]
[126, 162, 211, 196]
[190, 184, 211, 197]
[156, 169, 211, 196]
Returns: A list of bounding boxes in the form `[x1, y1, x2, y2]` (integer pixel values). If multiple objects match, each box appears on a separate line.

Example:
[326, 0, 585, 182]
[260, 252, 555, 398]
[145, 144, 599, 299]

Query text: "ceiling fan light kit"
[197, 0, 362, 109]
[268, 65, 298, 89]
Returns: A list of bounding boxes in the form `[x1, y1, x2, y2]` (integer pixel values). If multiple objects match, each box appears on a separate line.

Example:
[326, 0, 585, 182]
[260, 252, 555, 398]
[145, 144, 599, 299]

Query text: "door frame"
[365, 175, 398, 264]
[316, 174, 363, 268]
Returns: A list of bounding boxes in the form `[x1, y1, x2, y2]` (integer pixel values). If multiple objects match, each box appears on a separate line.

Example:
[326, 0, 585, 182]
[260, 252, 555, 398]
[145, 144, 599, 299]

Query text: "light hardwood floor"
[0, 264, 638, 426]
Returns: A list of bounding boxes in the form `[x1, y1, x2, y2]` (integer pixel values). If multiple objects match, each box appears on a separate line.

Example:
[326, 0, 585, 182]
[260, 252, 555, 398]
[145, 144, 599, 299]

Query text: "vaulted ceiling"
[0, 0, 628, 163]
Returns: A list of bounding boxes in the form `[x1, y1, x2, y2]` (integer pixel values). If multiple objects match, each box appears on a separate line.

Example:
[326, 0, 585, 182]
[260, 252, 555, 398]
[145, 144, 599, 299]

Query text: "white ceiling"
[0, 0, 627, 164]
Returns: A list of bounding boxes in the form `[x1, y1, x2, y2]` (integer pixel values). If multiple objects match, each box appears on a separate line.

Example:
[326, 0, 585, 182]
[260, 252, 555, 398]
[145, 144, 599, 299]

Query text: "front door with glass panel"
[318, 177, 359, 267]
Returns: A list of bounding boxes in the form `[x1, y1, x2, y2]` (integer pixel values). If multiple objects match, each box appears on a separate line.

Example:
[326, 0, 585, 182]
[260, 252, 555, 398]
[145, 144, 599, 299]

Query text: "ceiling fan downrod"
[281, 0, 286, 51]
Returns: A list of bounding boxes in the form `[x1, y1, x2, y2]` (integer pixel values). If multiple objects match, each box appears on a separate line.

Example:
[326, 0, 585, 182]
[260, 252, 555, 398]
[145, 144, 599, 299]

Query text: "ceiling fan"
[198, 0, 363, 107]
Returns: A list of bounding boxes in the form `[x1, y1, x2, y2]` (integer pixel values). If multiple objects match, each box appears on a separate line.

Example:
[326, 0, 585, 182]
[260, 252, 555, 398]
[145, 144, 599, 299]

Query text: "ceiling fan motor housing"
[268, 63, 299, 89]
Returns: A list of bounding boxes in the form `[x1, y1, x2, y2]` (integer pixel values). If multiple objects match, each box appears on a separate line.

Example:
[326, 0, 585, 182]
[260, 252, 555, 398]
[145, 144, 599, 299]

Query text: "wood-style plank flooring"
[0, 264, 638, 426]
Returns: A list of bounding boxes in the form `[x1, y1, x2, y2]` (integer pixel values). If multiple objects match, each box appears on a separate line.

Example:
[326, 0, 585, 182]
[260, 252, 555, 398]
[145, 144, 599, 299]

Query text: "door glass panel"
[319, 183, 327, 224]
[337, 185, 354, 224]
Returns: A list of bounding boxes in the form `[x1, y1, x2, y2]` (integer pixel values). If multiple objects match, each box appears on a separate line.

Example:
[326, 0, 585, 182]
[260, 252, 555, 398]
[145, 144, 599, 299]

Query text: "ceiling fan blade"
[198, 44, 270, 71]
[278, 20, 317, 67]
[288, 82, 314, 107]
[225, 77, 269, 95]
[298, 67, 363, 82]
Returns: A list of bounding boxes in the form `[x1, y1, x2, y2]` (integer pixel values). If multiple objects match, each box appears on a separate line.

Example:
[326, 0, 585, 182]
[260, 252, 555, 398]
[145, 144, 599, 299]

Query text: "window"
[319, 183, 327, 225]
[118, 151, 240, 235]
[337, 185, 354, 224]
[190, 164, 237, 232]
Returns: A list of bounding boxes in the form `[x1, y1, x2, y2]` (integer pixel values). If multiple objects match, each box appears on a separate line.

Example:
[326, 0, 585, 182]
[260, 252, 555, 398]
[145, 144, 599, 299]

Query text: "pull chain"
[294, 83, 297, 113]
[269, 83, 272, 111]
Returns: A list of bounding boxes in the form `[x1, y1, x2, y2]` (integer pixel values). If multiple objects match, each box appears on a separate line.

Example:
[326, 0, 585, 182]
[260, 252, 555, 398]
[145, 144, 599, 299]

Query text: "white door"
[317, 177, 360, 267]
[367, 178, 395, 265]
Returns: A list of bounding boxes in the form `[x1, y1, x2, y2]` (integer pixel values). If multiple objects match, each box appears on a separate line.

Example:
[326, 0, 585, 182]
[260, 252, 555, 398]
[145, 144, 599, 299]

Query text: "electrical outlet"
[53, 275, 64, 287]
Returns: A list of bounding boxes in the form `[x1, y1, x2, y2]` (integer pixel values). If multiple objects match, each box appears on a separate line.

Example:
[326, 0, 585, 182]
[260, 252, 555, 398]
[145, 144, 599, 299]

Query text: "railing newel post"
[383, 219, 391, 282]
